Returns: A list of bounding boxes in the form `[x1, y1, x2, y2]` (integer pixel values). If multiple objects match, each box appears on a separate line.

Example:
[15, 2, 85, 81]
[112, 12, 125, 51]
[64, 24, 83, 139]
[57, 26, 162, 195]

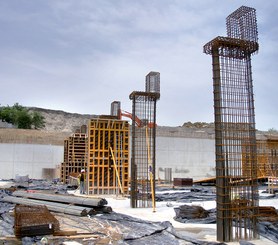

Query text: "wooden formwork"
[87, 118, 129, 195]
[257, 138, 278, 184]
[60, 139, 68, 182]
[60, 133, 87, 183]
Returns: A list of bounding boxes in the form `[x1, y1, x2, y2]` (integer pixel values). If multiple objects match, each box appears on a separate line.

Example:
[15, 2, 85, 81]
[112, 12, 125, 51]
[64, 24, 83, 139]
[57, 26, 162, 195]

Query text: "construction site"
[1, 5, 278, 245]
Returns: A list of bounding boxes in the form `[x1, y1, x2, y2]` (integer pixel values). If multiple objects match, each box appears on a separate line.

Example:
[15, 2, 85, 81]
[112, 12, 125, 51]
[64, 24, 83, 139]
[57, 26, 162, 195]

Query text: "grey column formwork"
[129, 91, 160, 209]
[204, 6, 259, 242]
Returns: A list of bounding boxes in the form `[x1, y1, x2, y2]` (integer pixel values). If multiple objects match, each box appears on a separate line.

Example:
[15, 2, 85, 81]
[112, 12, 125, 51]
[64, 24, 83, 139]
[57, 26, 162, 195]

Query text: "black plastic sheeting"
[174, 207, 217, 224]
[2, 183, 278, 244]
[156, 186, 278, 244]
[0, 189, 15, 237]
[156, 186, 278, 203]
[258, 221, 278, 243]
[1, 178, 77, 194]
[174, 205, 278, 244]
[156, 187, 216, 203]
[97, 212, 224, 245]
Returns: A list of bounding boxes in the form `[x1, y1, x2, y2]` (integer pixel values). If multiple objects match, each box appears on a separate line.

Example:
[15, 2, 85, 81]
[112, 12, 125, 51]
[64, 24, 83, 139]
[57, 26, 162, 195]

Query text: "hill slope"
[28, 107, 97, 133]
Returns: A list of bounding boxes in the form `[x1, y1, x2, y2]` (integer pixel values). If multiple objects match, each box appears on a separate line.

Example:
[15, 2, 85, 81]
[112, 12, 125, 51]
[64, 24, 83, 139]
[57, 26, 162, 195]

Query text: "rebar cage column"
[129, 91, 160, 208]
[204, 6, 259, 242]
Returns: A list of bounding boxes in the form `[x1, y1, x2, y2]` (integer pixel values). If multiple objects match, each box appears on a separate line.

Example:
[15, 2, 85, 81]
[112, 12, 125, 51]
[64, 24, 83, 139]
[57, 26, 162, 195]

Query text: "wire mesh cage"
[129, 91, 159, 208]
[204, 5, 259, 242]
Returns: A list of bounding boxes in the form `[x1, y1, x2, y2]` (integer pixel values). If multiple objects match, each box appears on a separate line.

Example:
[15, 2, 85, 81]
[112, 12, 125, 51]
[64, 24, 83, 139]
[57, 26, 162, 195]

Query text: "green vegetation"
[0, 103, 45, 129]
[268, 128, 278, 133]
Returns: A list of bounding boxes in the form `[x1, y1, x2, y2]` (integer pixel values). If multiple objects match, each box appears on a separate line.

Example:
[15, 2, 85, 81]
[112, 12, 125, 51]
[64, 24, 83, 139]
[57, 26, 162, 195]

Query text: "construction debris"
[174, 206, 216, 225]
[174, 205, 209, 219]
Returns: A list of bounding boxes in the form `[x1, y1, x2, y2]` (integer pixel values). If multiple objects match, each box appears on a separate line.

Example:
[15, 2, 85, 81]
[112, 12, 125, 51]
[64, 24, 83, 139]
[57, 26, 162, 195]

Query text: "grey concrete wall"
[0, 133, 216, 181]
[0, 143, 63, 179]
[156, 136, 215, 181]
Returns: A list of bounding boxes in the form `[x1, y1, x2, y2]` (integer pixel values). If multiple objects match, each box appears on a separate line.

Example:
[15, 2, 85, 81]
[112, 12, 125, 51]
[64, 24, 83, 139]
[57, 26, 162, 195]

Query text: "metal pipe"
[3, 196, 94, 216]
[12, 191, 107, 207]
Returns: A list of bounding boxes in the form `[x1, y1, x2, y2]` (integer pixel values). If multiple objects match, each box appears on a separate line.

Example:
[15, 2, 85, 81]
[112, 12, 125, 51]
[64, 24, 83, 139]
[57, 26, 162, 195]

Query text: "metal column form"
[87, 117, 129, 195]
[145, 71, 160, 93]
[129, 91, 160, 208]
[204, 6, 259, 242]
[110, 101, 121, 117]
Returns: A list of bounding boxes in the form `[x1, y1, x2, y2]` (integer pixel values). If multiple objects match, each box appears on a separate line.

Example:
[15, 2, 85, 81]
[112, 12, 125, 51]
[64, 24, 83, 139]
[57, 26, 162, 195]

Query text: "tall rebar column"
[204, 6, 259, 242]
[130, 91, 160, 208]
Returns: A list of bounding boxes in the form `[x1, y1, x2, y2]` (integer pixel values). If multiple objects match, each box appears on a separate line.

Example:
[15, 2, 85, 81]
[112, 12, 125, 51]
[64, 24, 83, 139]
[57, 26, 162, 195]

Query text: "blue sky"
[0, 0, 277, 131]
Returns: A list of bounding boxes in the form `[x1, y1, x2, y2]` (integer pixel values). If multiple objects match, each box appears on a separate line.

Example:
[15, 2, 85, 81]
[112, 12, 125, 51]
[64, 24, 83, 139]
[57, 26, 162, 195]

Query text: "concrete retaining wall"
[156, 137, 215, 181]
[0, 127, 216, 181]
[0, 143, 63, 179]
[0, 136, 215, 181]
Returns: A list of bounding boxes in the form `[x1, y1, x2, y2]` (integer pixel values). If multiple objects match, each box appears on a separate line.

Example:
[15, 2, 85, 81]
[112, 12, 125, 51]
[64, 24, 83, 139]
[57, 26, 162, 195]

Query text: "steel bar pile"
[14, 204, 59, 238]
[12, 190, 107, 207]
[3, 196, 94, 216]
[204, 6, 259, 242]
[130, 72, 160, 209]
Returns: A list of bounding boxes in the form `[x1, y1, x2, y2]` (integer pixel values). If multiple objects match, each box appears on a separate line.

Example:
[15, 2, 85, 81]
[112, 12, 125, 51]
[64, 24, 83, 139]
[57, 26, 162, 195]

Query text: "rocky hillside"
[0, 107, 275, 143]
[24, 107, 278, 136]
[28, 107, 97, 133]
[182, 121, 214, 128]
[27, 107, 216, 133]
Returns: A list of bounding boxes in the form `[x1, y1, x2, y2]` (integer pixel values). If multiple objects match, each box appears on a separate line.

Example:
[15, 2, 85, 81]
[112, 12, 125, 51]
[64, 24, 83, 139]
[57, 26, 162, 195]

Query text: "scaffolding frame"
[257, 137, 278, 192]
[87, 118, 129, 195]
[204, 6, 259, 242]
[60, 133, 87, 183]
[129, 91, 160, 209]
